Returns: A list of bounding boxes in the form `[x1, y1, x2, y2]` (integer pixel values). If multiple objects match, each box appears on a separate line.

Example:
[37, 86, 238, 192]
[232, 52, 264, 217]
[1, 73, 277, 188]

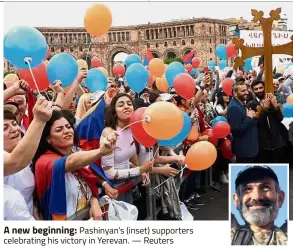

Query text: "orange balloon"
[84, 4, 112, 36]
[185, 141, 217, 171]
[77, 59, 88, 70]
[164, 64, 168, 71]
[287, 94, 293, 105]
[156, 76, 169, 92]
[142, 101, 184, 140]
[4, 74, 19, 84]
[186, 125, 199, 141]
[149, 58, 165, 77]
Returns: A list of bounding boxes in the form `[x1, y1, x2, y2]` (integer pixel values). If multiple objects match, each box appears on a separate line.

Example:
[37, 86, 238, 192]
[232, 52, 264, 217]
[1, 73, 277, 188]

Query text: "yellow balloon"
[84, 4, 112, 37]
[149, 58, 165, 77]
[98, 67, 109, 77]
[77, 59, 88, 70]
[155, 76, 169, 93]
[4, 74, 19, 84]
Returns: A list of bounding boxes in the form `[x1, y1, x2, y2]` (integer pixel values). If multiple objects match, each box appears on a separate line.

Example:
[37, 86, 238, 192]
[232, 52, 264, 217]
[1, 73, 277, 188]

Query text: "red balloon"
[212, 121, 231, 139]
[174, 73, 195, 99]
[184, 64, 193, 73]
[204, 66, 209, 73]
[220, 138, 235, 160]
[91, 57, 102, 68]
[192, 57, 200, 69]
[222, 78, 235, 96]
[148, 72, 154, 86]
[112, 63, 125, 76]
[18, 62, 50, 91]
[202, 129, 218, 146]
[130, 107, 157, 147]
[226, 41, 238, 58]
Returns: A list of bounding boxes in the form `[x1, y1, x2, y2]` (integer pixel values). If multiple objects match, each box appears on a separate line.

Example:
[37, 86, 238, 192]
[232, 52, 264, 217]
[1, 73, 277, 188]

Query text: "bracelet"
[52, 104, 62, 109]
[102, 181, 108, 188]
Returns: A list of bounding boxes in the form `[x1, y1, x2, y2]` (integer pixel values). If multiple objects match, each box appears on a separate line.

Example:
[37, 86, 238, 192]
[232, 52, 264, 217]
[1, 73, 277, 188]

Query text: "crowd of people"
[3, 61, 293, 221]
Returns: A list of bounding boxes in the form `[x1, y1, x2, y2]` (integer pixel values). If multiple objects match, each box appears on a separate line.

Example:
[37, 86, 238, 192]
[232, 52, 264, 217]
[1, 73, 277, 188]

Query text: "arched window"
[156, 43, 159, 48]
[70, 48, 73, 52]
[61, 47, 64, 52]
[191, 39, 194, 45]
[173, 41, 176, 46]
[182, 40, 186, 46]
[79, 47, 83, 52]
[164, 42, 168, 47]
[147, 43, 150, 48]
[51, 47, 55, 52]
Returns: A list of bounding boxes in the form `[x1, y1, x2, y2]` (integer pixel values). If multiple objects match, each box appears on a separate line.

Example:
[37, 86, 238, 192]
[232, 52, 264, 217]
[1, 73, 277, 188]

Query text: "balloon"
[77, 59, 88, 70]
[212, 116, 228, 127]
[212, 121, 231, 138]
[43, 60, 49, 66]
[142, 101, 184, 140]
[287, 94, 293, 105]
[222, 78, 235, 96]
[86, 68, 107, 92]
[165, 61, 185, 87]
[282, 103, 293, 118]
[98, 67, 108, 77]
[220, 138, 234, 160]
[18, 62, 50, 91]
[186, 125, 199, 141]
[148, 72, 154, 86]
[185, 141, 217, 171]
[84, 3, 112, 36]
[218, 60, 227, 70]
[156, 76, 169, 92]
[184, 64, 193, 73]
[192, 57, 200, 69]
[125, 54, 141, 68]
[91, 57, 102, 68]
[216, 44, 227, 60]
[47, 53, 78, 88]
[164, 64, 168, 72]
[149, 58, 165, 77]
[158, 112, 192, 146]
[130, 107, 157, 147]
[4, 26, 47, 69]
[113, 63, 125, 76]
[244, 58, 252, 71]
[3, 74, 19, 84]
[208, 60, 216, 72]
[204, 66, 209, 73]
[125, 63, 148, 93]
[202, 129, 218, 146]
[190, 68, 198, 76]
[174, 73, 195, 99]
[226, 41, 238, 58]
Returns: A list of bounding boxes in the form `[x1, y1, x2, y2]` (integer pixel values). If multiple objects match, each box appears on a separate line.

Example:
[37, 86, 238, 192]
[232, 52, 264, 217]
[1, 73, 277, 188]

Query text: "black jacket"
[247, 98, 288, 150]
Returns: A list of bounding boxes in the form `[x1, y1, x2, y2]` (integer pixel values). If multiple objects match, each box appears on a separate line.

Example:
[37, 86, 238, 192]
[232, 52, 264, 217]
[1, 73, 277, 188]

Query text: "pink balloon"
[226, 41, 238, 58]
[222, 78, 235, 96]
[91, 57, 102, 68]
[192, 57, 201, 69]
[212, 122, 231, 139]
[174, 73, 195, 99]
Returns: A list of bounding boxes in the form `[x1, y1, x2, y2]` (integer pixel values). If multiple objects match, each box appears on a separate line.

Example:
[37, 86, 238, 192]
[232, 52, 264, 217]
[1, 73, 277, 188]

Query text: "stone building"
[5, 17, 231, 74]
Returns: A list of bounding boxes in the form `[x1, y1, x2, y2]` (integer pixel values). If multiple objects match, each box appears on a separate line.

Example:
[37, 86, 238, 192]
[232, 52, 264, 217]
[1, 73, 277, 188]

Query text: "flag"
[182, 50, 196, 64]
[75, 96, 112, 185]
[143, 48, 154, 66]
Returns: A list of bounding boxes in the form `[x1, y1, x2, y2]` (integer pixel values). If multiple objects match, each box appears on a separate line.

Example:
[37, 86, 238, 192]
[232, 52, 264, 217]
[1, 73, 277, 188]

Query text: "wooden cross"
[232, 8, 293, 93]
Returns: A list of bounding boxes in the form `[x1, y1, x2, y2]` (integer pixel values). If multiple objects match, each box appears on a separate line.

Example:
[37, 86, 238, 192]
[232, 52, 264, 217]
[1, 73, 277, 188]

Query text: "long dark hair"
[217, 90, 231, 108]
[104, 93, 134, 130]
[32, 110, 79, 171]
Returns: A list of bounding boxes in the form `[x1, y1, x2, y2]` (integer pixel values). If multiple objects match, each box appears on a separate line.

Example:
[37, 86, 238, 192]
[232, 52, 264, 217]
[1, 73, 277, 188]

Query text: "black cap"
[235, 165, 279, 190]
[235, 77, 246, 83]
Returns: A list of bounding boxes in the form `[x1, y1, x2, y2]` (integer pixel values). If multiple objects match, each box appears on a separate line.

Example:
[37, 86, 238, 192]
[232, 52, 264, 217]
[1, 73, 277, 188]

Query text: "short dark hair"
[4, 110, 16, 121]
[232, 81, 247, 94]
[149, 92, 160, 104]
[251, 80, 265, 90]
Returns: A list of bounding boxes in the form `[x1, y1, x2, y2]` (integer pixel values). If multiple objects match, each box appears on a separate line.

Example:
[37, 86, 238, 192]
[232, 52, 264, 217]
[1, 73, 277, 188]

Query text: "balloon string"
[25, 58, 50, 100]
[117, 119, 144, 133]
[152, 165, 187, 191]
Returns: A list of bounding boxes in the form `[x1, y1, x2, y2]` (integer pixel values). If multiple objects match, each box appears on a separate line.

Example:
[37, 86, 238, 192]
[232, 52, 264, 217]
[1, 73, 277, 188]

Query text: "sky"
[3, 1, 293, 32]
[230, 165, 288, 227]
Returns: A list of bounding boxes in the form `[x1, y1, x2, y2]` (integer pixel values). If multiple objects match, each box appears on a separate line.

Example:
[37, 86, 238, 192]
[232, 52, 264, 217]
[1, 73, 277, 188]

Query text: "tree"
[164, 57, 183, 65]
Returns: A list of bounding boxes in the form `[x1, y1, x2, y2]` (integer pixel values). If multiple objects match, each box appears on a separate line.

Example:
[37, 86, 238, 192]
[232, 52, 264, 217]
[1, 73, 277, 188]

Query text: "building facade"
[5, 18, 231, 74]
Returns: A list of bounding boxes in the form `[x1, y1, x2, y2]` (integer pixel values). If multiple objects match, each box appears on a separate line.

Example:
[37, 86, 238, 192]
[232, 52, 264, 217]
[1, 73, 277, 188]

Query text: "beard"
[239, 199, 279, 227]
[255, 91, 265, 100]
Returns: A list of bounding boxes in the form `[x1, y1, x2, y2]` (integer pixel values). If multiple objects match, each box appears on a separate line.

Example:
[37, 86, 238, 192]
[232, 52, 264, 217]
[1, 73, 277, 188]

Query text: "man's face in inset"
[233, 178, 284, 227]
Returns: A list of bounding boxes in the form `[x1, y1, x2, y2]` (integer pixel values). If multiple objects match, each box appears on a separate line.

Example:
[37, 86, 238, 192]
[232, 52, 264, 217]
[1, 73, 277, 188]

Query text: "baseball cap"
[160, 93, 173, 101]
[278, 76, 285, 82]
[235, 77, 246, 83]
[235, 165, 279, 190]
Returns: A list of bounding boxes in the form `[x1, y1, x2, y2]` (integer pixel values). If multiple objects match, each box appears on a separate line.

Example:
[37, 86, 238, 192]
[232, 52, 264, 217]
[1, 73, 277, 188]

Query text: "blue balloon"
[218, 60, 227, 70]
[86, 68, 107, 92]
[212, 116, 228, 127]
[190, 68, 198, 76]
[125, 54, 141, 68]
[47, 53, 79, 88]
[125, 63, 148, 93]
[158, 112, 192, 146]
[244, 58, 252, 71]
[4, 26, 47, 69]
[208, 60, 216, 72]
[165, 62, 185, 87]
[283, 103, 293, 118]
[216, 44, 227, 60]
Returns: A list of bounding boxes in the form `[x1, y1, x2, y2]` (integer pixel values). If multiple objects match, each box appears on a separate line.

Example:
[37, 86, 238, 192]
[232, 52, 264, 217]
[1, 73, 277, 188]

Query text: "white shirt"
[4, 151, 35, 215]
[4, 184, 34, 221]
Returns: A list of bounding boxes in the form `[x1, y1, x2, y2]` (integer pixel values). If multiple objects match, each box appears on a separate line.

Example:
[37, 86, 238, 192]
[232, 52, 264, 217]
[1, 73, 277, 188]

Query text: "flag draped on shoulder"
[143, 48, 154, 66]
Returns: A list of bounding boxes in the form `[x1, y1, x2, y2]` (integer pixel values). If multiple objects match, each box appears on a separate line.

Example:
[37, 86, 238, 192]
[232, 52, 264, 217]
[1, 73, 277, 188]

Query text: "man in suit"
[227, 79, 258, 163]
[247, 80, 287, 163]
